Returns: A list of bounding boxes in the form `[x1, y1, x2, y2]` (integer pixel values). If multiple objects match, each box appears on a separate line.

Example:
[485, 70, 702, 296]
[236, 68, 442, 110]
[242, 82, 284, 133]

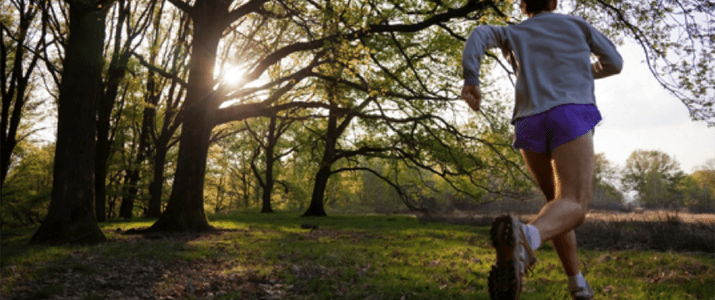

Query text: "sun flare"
[221, 65, 245, 86]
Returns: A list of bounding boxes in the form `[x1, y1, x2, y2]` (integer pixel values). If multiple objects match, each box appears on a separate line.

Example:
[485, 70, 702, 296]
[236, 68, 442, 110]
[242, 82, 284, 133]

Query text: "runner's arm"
[462, 25, 508, 86]
[587, 26, 623, 79]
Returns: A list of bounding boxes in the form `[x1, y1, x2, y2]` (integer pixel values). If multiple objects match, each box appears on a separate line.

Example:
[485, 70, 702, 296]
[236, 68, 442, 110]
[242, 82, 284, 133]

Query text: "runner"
[461, 0, 623, 299]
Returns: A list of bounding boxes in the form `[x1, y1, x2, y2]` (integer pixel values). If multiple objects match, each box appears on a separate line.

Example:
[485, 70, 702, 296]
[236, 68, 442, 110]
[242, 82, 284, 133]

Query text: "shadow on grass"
[2, 213, 494, 299]
[206, 212, 493, 299]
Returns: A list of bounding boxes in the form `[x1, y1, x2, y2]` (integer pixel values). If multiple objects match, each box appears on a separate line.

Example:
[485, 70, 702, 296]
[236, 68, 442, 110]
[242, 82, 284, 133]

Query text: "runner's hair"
[522, 0, 554, 14]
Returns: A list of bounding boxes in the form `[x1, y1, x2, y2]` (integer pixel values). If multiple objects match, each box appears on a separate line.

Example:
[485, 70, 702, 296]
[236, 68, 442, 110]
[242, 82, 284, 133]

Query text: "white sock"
[568, 272, 587, 291]
[524, 224, 541, 250]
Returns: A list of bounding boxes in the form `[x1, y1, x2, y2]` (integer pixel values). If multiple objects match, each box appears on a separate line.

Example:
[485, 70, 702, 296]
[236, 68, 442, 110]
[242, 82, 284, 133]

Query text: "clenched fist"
[461, 84, 482, 112]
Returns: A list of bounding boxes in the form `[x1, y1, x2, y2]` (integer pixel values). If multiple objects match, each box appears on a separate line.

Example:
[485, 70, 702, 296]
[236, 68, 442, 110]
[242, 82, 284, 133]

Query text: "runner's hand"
[461, 85, 481, 112]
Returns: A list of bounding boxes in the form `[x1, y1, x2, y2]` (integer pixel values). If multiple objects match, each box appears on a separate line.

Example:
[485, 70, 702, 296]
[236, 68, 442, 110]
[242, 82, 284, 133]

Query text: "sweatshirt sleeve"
[587, 25, 623, 79]
[462, 25, 508, 86]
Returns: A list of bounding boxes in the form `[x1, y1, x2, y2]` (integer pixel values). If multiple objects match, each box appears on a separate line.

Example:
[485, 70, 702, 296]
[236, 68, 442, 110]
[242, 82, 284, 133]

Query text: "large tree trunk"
[303, 167, 331, 217]
[146, 106, 213, 230]
[145, 1, 226, 231]
[29, 0, 110, 245]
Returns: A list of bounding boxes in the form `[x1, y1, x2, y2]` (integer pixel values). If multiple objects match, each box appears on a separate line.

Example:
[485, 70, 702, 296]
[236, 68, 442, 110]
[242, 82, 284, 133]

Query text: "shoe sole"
[488, 215, 521, 300]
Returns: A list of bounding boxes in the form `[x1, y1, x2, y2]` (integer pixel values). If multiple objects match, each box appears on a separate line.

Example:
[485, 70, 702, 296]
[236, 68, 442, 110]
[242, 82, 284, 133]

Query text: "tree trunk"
[302, 108, 338, 217]
[146, 106, 213, 231]
[94, 140, 109, 222]
[303, 166, 331, 217]
[261, 168, 275, 213]
[119, 170, 139, 219]
[261, 116, 276, 213]
[146, 139, 168, 218]
[145, 2, 226, 231]
[29, 0, 110, 245]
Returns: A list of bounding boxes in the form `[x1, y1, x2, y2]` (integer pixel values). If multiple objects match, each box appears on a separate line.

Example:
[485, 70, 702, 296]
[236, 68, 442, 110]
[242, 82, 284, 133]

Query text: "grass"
[2, 212, 714, 299]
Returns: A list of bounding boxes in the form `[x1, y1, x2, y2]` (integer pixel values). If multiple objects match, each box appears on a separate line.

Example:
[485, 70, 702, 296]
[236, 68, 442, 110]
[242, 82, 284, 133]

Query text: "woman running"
[461, 0, 623, 299]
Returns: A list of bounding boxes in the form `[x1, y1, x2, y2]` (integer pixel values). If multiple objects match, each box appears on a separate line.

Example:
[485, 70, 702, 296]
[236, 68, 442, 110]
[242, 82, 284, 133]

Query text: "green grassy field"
[2, 212, 713, 299]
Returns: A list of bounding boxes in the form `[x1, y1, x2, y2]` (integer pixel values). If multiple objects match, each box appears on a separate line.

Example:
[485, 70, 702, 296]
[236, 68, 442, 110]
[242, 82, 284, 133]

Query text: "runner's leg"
[529, 130, 594, 242]
[520, 149, 580, 276]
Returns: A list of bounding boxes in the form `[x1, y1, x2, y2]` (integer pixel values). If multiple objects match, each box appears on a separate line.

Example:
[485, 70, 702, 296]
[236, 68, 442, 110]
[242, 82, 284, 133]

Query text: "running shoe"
[488, 214, 537, 300]
[570, 281, 594, 300]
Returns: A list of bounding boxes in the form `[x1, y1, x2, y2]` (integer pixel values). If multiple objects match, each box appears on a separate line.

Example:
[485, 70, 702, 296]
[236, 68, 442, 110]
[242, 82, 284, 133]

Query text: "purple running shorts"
[513, 104, 601, 154]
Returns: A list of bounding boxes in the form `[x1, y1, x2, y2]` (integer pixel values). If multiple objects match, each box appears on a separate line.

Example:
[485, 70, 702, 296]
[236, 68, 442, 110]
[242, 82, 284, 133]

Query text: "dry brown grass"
[512, 209, 715, 224]
[418, 210, 715, 253]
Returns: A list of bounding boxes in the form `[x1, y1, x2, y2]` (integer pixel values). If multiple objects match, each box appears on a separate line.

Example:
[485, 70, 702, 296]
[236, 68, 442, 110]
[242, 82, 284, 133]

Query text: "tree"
[246, 115, 297, 213]
[29, 0, 113, 245]
[1, 0, 51, 186]
[678, 173, 714, 213]
[131, 3, 189, 218]
[622, 149, 685, 208]
[1, 142, 54, 227]
[678, 158, 715, 213]
[571, 0, 715, 126]
[95, 0, 156, 221]
[140, 0, 503, 229]
[591, 153, 625, 210]
[295, 0, 538, 216]
[142, 0, 275, 231]
[693, 158, 715, 193]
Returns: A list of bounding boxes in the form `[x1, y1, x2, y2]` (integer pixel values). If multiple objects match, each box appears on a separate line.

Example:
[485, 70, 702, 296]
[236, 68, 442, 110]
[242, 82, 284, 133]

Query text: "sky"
[592, 41, 714, 174]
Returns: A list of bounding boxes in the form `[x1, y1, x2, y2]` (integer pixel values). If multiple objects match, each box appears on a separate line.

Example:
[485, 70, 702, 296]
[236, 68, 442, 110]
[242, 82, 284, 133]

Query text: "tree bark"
[147, 106, 213, 231]
[146, 0, 229, 231]
[29, 0, 110, 245]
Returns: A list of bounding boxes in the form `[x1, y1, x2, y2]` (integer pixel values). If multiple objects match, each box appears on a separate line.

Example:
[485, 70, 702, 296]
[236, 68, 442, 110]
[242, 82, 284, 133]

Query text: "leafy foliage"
[622, 149, 685, 208]
[569, 0, 715, 126]
[592, 153, 626, 210]
[1, 142, 54, 227]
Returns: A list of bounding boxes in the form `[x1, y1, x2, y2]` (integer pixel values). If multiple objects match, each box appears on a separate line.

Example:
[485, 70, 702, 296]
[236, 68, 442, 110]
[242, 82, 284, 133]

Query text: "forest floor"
[1, 211, 713, 300]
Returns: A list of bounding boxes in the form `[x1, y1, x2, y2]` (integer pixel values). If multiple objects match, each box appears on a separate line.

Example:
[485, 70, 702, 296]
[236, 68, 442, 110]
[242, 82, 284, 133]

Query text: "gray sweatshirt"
[462, 12, 623, 123]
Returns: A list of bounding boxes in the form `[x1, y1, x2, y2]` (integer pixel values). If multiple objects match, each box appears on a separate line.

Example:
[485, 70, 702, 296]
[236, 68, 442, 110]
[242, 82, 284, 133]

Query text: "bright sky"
[593, 41, 715, 174]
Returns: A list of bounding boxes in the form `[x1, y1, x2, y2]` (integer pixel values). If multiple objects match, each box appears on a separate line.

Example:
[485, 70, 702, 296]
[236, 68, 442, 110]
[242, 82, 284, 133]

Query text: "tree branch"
[166, 0, 193, 16]
[131, 51, 189, 88]
[225, 0, 270, 27]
